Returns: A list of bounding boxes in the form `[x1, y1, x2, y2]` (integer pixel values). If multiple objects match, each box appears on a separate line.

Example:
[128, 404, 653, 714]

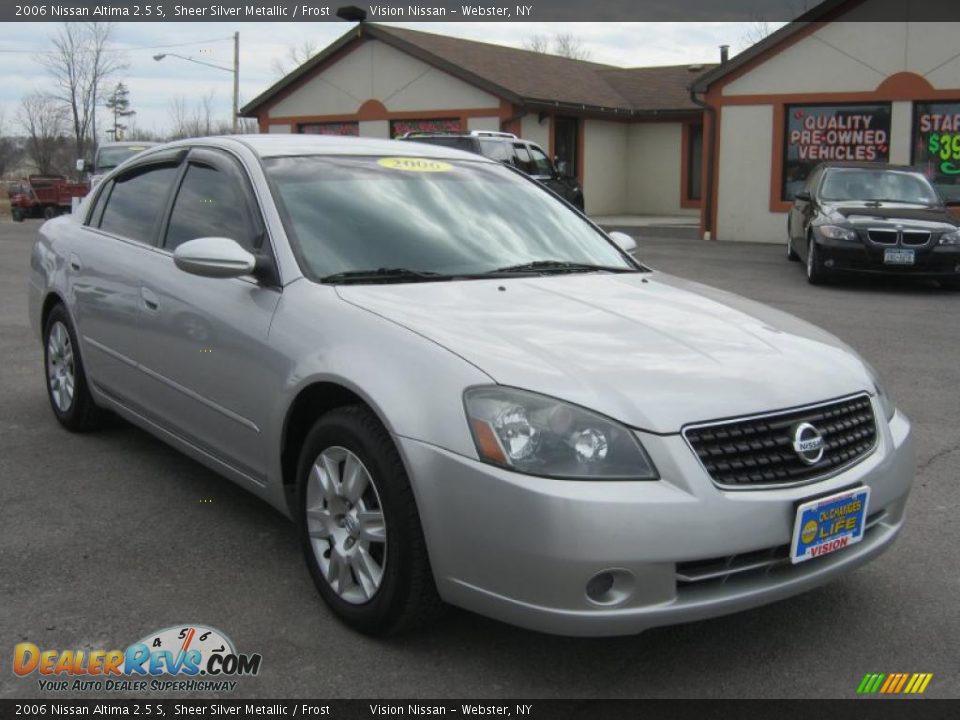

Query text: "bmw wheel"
[805, 235, 830, 285]
[297, 405, 442, 635]
[43, 304, 105, 431]
[787, 235, 800, 262]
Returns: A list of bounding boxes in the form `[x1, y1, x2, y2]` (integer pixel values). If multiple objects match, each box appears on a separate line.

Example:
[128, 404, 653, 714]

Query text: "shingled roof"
[241, 23, 715, 117]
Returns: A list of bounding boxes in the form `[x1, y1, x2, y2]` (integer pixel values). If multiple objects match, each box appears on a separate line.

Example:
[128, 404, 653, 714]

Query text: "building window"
[782, 103, 891, 201]
[912, 101, 960, 203]
[298, 122, 359, 136]
[685, 123, 703, 202]
[390, 118, 462, 138]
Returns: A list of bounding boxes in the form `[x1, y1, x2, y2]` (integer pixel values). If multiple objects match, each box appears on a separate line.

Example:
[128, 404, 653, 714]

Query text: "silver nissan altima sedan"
[28, 136, 914, 636]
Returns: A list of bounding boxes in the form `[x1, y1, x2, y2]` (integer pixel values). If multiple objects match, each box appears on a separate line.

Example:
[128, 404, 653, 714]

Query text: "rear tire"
[297, 405, 443, 636]
[940, 277, 960, 291]
[43, 206, 58, 220]
[43, 304, 106, 432]
[805, 236, 830, 285]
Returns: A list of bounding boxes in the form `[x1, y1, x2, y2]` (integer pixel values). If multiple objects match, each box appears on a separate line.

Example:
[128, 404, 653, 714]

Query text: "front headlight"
[874, 381, 895, 422]
[938, 229, 960, 245]
[818, 225, 858, 241]
[464, 386, 658, 480]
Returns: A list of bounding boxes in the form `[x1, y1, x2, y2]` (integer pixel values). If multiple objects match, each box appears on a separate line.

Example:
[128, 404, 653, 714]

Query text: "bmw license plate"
[883, 248, 915, 265]
[790, 487, 870, 564]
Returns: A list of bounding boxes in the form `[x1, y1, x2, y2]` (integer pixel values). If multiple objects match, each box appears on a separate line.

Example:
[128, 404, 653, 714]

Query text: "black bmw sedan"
[787, 162, 960, 288]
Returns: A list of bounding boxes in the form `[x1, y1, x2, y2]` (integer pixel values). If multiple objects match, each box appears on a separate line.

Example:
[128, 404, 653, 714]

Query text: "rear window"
[405, 136, 477, 153]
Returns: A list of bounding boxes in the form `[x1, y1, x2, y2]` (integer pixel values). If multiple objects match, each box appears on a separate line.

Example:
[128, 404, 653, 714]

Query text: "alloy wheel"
[46, 321, 75, 413]
[305, 446, 387, 604]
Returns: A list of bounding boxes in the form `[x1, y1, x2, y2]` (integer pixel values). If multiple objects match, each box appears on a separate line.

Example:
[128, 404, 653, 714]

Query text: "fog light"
[825, 259, 835, 268]
[585, 569, 635, 606]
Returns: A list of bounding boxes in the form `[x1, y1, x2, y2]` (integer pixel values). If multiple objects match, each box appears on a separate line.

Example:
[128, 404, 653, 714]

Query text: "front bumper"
[817, 235, 960, 277]
[399, 400, 913, 636]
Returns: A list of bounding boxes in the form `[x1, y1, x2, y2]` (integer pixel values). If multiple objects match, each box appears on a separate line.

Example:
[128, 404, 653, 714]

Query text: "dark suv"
[398, 130, 585, 210]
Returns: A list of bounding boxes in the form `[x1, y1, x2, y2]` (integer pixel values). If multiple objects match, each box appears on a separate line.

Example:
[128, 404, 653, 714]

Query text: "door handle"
[140, 287, 160, 312]
[69, 254, 81, 271]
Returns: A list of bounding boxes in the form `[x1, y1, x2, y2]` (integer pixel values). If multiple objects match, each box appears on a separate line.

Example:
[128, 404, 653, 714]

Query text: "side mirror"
[608, 231, 637, 254]
[173, 237, 256, 279]
[794, 190, 812, 202]
[76, 159, 91, 173]
[556, 159, 569, 176]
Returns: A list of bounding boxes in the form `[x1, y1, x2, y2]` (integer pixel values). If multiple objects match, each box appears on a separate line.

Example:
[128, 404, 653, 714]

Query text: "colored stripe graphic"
[857, 673, 932, 695]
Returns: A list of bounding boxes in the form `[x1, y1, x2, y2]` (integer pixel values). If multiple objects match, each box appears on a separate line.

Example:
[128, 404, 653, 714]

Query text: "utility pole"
[233, 31, 239, 133]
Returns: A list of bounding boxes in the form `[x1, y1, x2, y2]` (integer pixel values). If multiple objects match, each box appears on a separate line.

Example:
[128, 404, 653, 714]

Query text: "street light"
[153, 32, 240, 133]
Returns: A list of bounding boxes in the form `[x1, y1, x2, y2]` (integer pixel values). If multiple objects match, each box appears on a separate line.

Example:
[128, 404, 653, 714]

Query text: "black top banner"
[4, 0, 960, 23]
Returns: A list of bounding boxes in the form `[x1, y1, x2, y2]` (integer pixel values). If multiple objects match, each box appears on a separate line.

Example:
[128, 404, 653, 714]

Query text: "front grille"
[901, 231, 931, 246]
[676, 511, 887, 586]
[868, 229, 898, 245]
[683, 394, 877, 489]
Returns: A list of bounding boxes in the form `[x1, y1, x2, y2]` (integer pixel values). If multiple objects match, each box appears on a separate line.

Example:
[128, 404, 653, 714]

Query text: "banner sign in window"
[298, 122, 359, 136]
[782, 103, 891, 200]
[390, 118, 462, 138]
[913, 101, 960, 202]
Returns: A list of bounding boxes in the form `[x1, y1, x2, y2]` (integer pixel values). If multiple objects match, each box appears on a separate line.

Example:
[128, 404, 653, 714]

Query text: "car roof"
[217, 134, 496, 162]
[99, 141, 159, 148]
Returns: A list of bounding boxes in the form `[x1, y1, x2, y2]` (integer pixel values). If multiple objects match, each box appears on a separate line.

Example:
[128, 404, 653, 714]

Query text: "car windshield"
[96, 146, 150, 171]
[820, 169, 939, 204]
[264, 155, 634, 281]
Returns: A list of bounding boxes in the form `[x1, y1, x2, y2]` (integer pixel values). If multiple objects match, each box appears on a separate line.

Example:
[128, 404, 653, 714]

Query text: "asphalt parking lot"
[1, 218, 958, 699]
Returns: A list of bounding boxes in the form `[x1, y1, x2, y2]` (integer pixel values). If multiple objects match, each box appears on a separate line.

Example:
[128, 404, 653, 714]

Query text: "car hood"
[336, 272, 874, 434]
[823, 202, 959, 228]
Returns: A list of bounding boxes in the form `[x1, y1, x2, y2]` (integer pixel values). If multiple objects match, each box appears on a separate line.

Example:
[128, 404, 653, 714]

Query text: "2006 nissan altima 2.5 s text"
[28, 136, 914, 636]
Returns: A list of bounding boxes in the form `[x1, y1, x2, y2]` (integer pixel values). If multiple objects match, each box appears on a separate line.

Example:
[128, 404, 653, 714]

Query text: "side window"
[164, 163, 257, 252]
[478, 139, 512, 163]
[511, 143, 534, 174]
[98, 164, 178, 243]
[86, 184, 111, 227]
[527, 146, 554, 177]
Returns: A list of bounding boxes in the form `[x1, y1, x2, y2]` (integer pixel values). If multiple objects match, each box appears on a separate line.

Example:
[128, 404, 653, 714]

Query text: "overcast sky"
[0, 21, 784, 136]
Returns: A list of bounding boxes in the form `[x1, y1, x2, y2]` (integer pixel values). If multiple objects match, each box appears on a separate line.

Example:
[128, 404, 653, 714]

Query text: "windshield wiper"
[487, 260, 637, 275]
[320, 267, 451, 284]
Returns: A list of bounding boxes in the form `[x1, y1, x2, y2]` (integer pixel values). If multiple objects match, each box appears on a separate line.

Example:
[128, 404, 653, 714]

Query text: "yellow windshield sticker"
[378, 157, 453, 172]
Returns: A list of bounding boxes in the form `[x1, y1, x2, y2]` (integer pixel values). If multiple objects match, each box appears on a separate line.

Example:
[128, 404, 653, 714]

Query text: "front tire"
[297, 405, 442, 635]
[940, 277, 960, 291]
[43, 304, 105, 431]
[787, 235, 800, 262]
[805, 236, 830, 285]
[11, 208, 24, 222]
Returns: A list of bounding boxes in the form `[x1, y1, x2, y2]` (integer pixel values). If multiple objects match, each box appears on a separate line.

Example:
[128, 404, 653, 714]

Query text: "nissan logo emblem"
[792, 422, 825, 465]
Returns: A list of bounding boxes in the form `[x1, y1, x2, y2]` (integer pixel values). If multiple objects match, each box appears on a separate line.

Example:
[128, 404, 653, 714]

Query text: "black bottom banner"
[0, 699, 957, 720]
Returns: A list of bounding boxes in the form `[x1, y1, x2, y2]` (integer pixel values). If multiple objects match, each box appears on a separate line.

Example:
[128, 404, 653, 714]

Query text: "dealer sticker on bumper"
[790, 486, 870, 564]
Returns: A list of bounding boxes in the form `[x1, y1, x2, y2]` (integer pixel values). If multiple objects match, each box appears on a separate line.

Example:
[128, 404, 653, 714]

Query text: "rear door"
[134, 147, 282, 483]
[69, 155, 182, 406]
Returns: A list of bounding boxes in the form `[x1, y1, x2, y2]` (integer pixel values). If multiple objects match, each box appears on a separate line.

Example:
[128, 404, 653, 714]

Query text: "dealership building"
[242, 0, 960, 243]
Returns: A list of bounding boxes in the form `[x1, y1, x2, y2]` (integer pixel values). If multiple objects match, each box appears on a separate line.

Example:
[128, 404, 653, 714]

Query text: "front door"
[553, 116, 580, 180]
[135, 148, 282, 483]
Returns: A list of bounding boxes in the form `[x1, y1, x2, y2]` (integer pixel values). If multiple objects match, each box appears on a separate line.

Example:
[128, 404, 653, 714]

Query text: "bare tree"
[0, 106, 24, 178]
[168, 92, 232, 140]
[739, 19, 773, 50]
[553, 33, 591, 61]
[271, 40, 322, 78]
[523, 32, 591, 61]
[18, 93, 68, 175]
[523, 34, 552, 54]
[40, 22, 125, 161]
